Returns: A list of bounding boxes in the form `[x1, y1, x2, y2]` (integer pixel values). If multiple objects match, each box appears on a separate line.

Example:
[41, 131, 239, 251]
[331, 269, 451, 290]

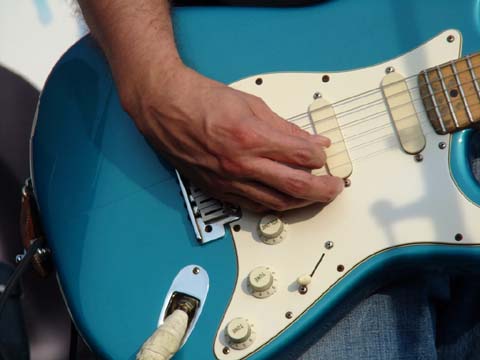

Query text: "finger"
[252, 124, 328, 169]
[229, 180, 315, 211]
[246, 158, 344, 202]
[244, 94, 331, 147]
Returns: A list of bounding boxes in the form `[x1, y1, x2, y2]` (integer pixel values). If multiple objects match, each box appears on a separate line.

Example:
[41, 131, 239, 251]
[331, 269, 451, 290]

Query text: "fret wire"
[451, 61, 474, 123]
[466, 55, 480, 103]
[422, 70, 446, 133]
[436, 65, 459, 128]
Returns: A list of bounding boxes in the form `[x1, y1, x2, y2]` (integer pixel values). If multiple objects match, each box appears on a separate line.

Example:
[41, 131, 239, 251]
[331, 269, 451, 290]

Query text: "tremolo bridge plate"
[176, 171, 240, 244]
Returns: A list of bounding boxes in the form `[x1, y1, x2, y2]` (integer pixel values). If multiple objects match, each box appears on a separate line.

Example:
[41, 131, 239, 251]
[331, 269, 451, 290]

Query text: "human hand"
[119, 64, 344, 212]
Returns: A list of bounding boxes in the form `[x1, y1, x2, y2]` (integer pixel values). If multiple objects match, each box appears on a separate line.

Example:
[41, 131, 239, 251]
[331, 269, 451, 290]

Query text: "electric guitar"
[31, 1, 480, 359]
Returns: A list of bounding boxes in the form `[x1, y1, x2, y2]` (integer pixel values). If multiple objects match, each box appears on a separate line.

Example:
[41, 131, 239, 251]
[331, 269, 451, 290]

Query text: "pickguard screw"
[313, 92, 322, 99]
[337, 264, 345, 272]
[193, 267, 200, 275]
[447, 35, 455, 43]
[325, 241, 334, 250]
[285, 311, 293, 319]
[414, 153, 424, 162]
[385, 66, 395, 74]
[233, 224, 241, 232]
[223, 347, 230, 354]
[255, 77, 263, 85]
[438, 142, 447, 150]
[322, 75, 330, 83]
[455, 233, 463, 241]
[298, 285, 308, 295]
[344, 178, 351, 187]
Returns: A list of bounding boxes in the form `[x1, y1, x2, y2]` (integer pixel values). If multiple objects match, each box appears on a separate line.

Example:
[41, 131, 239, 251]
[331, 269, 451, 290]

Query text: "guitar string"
[286, 58, 480, 124]
[300, 74, 480, 147]
[297, 70, 480, 134]
[301, 83, 479, 150]
[285, 60, 480, 132]
[305, 96, 480, 165]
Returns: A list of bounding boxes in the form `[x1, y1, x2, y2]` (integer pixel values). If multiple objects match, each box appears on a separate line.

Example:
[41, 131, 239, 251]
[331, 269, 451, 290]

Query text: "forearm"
[78, 0, 183, 99]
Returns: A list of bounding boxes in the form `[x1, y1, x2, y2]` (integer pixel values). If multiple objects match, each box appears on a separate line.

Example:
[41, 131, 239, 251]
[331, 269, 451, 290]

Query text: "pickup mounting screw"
[414, 153, 423, 162]
[344, 178, 351, 187]
[438, 142, 447, 150]
[385, 66, 395, 74]
[447, 35, 455, 43]
[193, 267, 200, 275]
[223, 347, 230, 354]
[325, 241, 334, 250]
[298, 285, 308, 295]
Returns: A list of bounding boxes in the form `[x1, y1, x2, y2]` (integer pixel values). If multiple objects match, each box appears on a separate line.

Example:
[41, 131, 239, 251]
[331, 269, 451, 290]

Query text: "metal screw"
[193, 267, 200, 275]
[313, 92, 322, 99]
[447, 35, 455, 43]
[255, 78, 263, 85]
[455, 233, 463, 241]
[15, 254, 24, 263]
[414, 153, 424, 162]
[298, 285, 308, 295]
[223, 347, 230, 355]
[385, 66, 395, 74]
[438, 142, 447, 150]
[337, 264, 345, 272]
[285, 311, 293, 319]
[344, 178, 351, 187]
[325, 241, 334, 250]
[322, 75, 330, 83]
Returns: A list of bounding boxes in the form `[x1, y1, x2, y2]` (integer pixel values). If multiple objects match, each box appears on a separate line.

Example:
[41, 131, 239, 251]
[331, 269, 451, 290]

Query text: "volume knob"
[247, 266, 277, 298]
[225, 318, 255, 350]
[258, 215, 286, 245]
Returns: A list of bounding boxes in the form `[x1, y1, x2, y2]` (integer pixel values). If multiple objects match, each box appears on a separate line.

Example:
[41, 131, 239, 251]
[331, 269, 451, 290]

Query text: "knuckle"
[292, 147, 314, 165]
[285, 176, 311, 196]
[218, 157, 248, 178]
[233, 125, 258, 148]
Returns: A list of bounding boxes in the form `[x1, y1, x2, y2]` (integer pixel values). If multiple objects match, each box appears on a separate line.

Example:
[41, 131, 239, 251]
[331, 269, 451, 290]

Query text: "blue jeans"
[295, 133, 480, 360]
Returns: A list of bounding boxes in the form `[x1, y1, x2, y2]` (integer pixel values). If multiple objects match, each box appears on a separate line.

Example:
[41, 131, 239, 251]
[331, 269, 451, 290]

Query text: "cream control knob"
[297, 274, 312, 286]
[258, 215, 286, 244]
[225, 318, 255, 350]
[247, 266, 277, 298]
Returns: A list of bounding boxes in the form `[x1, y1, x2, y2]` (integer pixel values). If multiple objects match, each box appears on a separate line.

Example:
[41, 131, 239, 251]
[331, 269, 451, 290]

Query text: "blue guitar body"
[31, 1, 480, 359]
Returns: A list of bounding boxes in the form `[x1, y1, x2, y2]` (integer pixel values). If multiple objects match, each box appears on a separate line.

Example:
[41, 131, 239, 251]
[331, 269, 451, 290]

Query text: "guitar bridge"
[176, 171, 241, 244]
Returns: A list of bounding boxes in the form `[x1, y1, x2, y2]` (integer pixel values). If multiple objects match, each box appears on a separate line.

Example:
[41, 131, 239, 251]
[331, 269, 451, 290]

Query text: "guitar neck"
[418, 53, 480, 134]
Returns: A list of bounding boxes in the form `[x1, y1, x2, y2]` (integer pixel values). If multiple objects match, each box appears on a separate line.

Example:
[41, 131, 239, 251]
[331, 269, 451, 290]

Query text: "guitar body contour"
[31, 0, 480, 359]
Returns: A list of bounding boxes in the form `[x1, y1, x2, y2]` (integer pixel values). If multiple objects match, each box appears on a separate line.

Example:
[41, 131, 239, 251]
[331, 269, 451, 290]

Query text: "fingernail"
[336, 178, 345, 193]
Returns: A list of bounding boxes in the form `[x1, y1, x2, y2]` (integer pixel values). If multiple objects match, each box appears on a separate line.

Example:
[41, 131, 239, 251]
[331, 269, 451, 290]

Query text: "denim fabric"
[296, 133, 480, 360]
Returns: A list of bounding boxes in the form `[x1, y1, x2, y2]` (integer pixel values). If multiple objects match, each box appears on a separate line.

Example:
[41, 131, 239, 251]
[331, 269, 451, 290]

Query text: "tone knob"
[257, 215, 286, 244]
[225, 317, 255, 350]
[247, 266, 277, 298]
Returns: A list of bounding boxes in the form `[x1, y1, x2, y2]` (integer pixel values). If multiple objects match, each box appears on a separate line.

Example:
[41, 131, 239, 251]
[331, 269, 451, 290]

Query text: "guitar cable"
[0, 237, 42, 316]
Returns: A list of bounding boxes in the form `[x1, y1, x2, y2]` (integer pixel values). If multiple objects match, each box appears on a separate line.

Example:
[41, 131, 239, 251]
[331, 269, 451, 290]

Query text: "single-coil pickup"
[381, 72, 425, 154]
[308, 98, 352, 178]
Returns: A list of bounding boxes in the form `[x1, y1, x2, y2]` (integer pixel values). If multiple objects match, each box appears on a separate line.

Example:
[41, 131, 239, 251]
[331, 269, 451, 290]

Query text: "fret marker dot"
[449, 89, 459, 98]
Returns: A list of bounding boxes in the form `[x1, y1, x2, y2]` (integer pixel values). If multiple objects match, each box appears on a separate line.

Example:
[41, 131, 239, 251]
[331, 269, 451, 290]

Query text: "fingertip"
[312, 135, 331, 147]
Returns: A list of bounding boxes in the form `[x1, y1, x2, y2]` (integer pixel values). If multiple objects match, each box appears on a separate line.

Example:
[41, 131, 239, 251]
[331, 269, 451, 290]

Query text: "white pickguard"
[213, 30, 480, 359]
